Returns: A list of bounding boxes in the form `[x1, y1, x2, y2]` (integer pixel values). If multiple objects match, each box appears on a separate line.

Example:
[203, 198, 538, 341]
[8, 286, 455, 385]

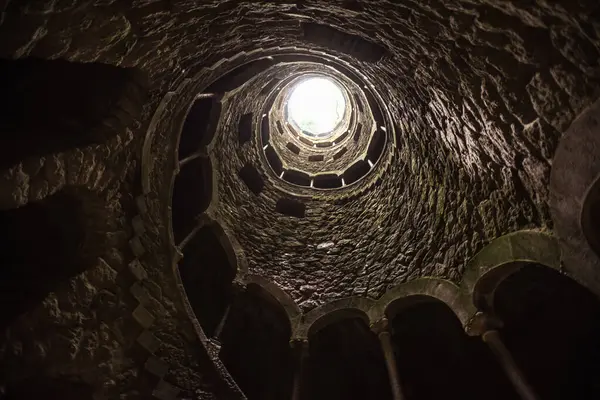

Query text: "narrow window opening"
[284, 170, 311, 186]
[344, 160, 370, 184]
[239, 113, 253, 144]
[313, 174, 343, 189]
[275, 198, 306, 218]
[265, 147, 283, 175]
[332, 147, 348, 161]
[239, 164, 264, 195]
[172, 157, 212, 243]
[180, 97, 220, 159]
[286, 142, 301, 155]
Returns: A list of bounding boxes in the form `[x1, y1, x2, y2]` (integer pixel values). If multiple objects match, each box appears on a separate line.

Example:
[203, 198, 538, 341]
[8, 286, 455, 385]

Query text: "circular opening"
[286, 76, 346, 138]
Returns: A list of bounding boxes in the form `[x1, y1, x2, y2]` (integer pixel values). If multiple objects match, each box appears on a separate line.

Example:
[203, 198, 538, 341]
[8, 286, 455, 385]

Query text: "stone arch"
[176, 94, 221, 162]
[207, 217, 249, 278]
[176, 219, 238, 337]
[294, 297, 375, 339]
[0, 186, 113, 328]
[170, 154, 213, 245]
[220, 282, 295, 400]
[244, 274, 301, 326]
[462, 230, 563, 318]
[372, 277, 472, 327]
[0, 57, 147, 170]
[550, 98, 600, 296]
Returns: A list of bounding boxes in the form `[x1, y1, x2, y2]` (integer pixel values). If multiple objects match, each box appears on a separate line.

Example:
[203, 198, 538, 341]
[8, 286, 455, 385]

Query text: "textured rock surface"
[1, 0, 600, 398]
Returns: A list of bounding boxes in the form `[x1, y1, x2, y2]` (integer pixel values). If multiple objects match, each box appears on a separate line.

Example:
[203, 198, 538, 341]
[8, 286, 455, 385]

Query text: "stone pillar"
[470, 313, 538, 400]
[212, 303, 231, 341]
[371, 318, 405, 400]
[290, 339, 309, 400]
[212, 281, 246, 347]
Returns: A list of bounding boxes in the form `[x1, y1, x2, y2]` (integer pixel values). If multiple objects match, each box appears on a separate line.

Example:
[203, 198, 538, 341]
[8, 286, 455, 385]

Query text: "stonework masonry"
[1, 0, 600, 398]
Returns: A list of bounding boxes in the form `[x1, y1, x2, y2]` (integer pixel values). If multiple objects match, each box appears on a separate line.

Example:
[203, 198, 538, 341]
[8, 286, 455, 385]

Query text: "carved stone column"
[371, 318, 405, 400]
[290, 339, 309, 400]
[211, 281, 246, 348]
[469, 312, 538, 400]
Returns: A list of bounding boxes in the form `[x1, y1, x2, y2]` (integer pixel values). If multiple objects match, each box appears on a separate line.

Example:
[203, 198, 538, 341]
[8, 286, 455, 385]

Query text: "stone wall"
[1, 0, 600, 397]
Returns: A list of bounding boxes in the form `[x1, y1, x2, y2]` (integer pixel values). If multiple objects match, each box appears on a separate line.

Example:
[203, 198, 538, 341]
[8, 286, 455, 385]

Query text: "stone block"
[132, 215, 146, 235]
[133, 304, 155, 329]
[152, 380, 180, 400]
[129, 259, 148, 281]
[129, 236, 146, 257]
[130, 281, 151, 305]
[145, 357, 169, 378]
[136, 195, 148, 214]
[137, 330, 161, 354]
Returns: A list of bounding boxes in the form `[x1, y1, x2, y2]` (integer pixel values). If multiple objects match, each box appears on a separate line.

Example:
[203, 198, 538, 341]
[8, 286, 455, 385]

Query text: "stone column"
[211, 281, 246, 348]
[290, 339, 309, 400]
[372, 318, 405, 400]
[470, 313, 538, 400]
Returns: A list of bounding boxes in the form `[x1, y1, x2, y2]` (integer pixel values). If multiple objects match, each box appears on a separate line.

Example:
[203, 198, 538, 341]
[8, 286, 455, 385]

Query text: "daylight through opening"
[286, 76, 346, 138]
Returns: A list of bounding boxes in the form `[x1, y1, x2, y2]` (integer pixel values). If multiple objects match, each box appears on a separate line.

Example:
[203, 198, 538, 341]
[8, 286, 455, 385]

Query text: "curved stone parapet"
[550, 98, 600, 296]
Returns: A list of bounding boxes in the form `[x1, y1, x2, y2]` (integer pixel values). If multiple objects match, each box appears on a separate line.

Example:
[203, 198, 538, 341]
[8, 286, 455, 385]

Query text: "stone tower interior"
[1, 1, 600, 399]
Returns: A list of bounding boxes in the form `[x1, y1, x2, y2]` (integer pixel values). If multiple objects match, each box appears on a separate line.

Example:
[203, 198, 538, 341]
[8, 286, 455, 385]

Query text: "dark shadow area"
[220, 286, 294, 400]
[353, 123, 362, 141]
[286, 142, 301, 155]
[344, 160, 370, 185]
[391, 299, 517, 400]
[302, 23, 388, 63]
[308, 154, 324, 162]
[178, 225, 236, 337]
[315, 141, 333, 148]
[239, 163, 264, 195]
[0, 187, 111, 329]
[306, 317, 392, 400]
[265, 146, 283, 175]
[0, 57, 146, 169]
[179, 97, 220, 159]
[275, 198, 306, 218]
[172, 157, 212, 244]
[581, 174, 600, 258]
[3, 376, 93, 400]
[332, 147, 348, 161]
[284, 170, 311, 187]
[238, 113, 253, 145]
[366, 129, 385, 163]
[494, 264, 600, 400]
[261, 114, 270, 144]
[313, 174, 343, 189]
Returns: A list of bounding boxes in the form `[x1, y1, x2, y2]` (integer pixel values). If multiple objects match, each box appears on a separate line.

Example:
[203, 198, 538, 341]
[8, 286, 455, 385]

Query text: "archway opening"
[493, 264, 600, 399]
[220, 286, 293, 400]
[306, 317, 392, 400]
[178, 225, 236, 336]
[390, 299, 517, 400]
[172, 157, 212, 244]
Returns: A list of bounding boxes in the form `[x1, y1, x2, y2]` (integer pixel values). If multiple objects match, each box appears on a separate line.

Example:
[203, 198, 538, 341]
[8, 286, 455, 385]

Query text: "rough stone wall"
[265, 63, 375, 176]
[207, 1, 600, 310]
[1, 0, 600, 396]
